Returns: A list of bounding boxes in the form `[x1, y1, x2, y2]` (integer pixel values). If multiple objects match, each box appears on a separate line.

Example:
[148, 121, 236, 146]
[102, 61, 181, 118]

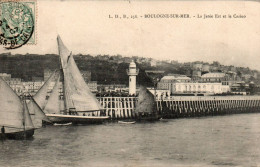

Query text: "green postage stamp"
[0, 0, 36, 49]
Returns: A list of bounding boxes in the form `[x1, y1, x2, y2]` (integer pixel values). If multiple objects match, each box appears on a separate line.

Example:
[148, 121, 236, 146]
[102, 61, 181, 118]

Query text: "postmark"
[0, 0, 36, 49]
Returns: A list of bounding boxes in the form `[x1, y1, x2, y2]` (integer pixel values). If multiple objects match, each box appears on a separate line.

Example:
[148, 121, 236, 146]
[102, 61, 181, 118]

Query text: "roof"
[201, 73, 225, 78]
[161, 75, 191, 80]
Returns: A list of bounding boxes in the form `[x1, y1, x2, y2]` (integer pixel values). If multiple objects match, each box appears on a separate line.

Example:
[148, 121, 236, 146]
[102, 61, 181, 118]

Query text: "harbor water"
[1, 113, 260, 167]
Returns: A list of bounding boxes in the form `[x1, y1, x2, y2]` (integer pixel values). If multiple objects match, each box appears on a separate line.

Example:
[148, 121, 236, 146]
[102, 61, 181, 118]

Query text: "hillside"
[1, 53, 259, 85]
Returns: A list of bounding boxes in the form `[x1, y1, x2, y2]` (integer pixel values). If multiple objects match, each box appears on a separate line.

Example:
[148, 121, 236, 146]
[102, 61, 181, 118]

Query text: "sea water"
[1, 113, 260, 167]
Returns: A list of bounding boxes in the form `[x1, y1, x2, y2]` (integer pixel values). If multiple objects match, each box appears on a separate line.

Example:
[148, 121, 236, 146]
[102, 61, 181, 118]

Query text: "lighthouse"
[127, 60, 139, 95]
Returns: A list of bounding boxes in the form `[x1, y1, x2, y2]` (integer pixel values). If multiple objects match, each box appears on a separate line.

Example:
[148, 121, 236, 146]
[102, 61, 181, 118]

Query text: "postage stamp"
[0, 0, 36, 49]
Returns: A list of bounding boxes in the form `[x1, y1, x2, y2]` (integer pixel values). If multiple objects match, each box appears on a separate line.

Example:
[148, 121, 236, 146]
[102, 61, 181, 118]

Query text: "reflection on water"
[1, 113, 260, 167]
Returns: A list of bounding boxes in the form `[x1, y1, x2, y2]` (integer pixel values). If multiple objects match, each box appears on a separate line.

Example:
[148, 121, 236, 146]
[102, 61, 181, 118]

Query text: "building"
[126, 60, 139, 95]
[202, 64, 210, 73]
[230, 82, 248, 95]
[201, 72, 226, 83]
[157, 75, 191, 90]
[192, 62, 203, 70]
[7, 78, 23, 95]
[191, 70, 201, 81]
[87, 81, 98, 92]
[23, 81, 44, 96]
[150, 59, 157, 67]
[172, 82, 230, 95]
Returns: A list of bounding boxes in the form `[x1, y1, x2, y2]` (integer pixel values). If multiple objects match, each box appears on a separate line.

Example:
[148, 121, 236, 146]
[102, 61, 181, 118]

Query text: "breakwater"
[97, 96, 260, 119]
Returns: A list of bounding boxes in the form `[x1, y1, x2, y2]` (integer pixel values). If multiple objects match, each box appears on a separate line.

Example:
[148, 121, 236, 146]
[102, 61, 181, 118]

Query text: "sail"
[57, 35, 70, 68]
[32, 70, 56, 110]
[44, 75, 62, 114]
[23, 100, 35, 130]
[57, 36, 103, 111]
[29, 97, 51, 128]
[135, 86, 156, 113]
[64, 55, 103, 111]
[0, 77, 24, 133]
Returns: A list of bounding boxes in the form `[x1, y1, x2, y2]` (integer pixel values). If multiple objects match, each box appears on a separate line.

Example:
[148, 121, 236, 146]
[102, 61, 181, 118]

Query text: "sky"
[1, 0, 260, 70]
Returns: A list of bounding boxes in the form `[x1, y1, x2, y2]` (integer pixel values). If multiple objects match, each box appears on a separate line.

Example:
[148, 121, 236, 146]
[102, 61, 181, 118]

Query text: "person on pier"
[1, 126, 5, 134]
[1, 126, 5, 139]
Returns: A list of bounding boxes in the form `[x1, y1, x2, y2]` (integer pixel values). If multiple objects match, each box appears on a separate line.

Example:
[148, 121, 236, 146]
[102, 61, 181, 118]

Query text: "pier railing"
[97, 97, 137, 119]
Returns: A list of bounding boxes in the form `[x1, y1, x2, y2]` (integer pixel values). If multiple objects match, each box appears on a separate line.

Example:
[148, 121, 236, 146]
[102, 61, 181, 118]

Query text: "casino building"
[157, 75, 191, 90]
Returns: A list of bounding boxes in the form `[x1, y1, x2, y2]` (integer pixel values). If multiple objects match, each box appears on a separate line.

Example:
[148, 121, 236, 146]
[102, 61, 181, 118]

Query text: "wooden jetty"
[95, 96, 260, 120]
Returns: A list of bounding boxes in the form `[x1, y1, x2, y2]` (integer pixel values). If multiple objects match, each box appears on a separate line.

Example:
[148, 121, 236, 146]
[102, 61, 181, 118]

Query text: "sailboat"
[44, 36, 109, 124]
[135, 86, 160, 121]
[27, 71, 55, 127]
[0, 77, 35, 139]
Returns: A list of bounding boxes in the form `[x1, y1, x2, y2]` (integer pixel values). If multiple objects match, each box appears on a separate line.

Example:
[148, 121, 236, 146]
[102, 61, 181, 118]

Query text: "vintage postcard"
[0, 0, 260, 167]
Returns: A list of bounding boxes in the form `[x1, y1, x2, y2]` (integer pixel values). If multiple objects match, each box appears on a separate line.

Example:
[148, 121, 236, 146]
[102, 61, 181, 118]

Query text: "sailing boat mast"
[22, 96, 26, 133]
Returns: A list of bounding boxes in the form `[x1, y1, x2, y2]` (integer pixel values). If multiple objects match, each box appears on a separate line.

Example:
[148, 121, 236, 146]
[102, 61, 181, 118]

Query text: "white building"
[157, 75, 191, 90]
[172, 82, 230, 95]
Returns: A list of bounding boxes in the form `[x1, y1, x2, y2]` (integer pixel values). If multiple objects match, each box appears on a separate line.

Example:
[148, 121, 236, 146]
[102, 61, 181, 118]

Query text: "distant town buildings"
[1, 53, 260, 96]
[23, 81, 44, 95]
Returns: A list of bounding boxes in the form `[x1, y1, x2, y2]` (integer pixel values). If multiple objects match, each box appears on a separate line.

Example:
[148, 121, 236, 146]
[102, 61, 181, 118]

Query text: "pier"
[97, 96, 260, 120]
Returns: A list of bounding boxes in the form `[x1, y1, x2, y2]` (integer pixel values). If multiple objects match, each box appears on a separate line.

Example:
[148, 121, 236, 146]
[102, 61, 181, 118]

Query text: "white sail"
[57, 36, 103, 112]
[57, 35, 70, 68]
[65, 55, 103, 111]
[32, 71, 56, 110]
[23, 100, 35, 130]
[0, 77, 24, 133]
[44, 75, 62, 114]
[29, 97, 51, 128]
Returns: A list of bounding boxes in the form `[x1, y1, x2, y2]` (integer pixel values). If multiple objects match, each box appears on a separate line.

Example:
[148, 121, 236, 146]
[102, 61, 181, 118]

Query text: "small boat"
[118, 121, 136, 124]
[0, 77, 35, 140]
[159, 118, 168, 122]
[53, 122, 72, 126]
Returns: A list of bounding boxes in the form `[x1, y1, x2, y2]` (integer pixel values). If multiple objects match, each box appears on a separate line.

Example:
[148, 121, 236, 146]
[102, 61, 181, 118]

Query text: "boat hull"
[118, 121, 136, 124]
[0, 129, 34, 140]
[46, 114, 109, 125]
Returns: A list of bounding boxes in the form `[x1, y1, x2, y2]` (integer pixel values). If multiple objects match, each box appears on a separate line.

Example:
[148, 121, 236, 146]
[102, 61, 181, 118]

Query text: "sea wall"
[97, 96, 260, 120]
